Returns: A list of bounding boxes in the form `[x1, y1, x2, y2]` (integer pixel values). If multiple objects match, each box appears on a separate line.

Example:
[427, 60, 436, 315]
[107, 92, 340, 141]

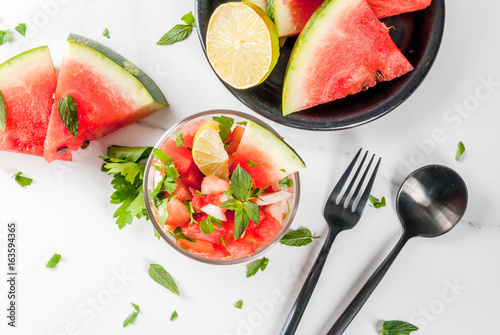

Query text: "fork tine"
[354, 157, 382, 215]
[328, 148, 363, 202]
[339, 151, 368, 206]
[346, 153, 375, 210]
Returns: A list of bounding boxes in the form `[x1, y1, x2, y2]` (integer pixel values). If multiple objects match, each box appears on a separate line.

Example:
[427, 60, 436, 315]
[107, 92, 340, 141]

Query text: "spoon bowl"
[326, 165, 468, 335]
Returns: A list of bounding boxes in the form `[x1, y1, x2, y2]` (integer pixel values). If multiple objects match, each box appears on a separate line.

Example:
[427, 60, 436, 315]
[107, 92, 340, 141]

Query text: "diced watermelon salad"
[144, 112, 305, 262]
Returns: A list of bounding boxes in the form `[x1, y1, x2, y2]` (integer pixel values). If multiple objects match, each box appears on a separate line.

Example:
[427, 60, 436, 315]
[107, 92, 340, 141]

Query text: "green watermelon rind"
[0, 46, 52, 78]
[67, 33, 168, 106]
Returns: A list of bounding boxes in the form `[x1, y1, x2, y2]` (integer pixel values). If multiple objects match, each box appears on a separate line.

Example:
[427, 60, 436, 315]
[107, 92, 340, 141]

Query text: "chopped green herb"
[236, 121, 247, 126]
[102, 28, 110, 38]
[455, 141, 465, 161]
[176, 132, 185, 147]
[247, 160, 259, 168]
[280, 229, 319, 247]
[154, 227, 161, 240]
[195, 190, 207, 196]
[246, 257, 269, 277]
[278, 176, 294, 188]
[170, 311, 178, 321]
[0, 90, 6, 131]
[0, 29, 12, 46]
[151, 148, 179, 204]
[169, 227, 196, 242]
[123, 303, 140, 327]
[280, 168, 286, 173]
[213, 115, 234, 142]
[46, 254, 61, 268]
[379, 320, 418, 335]
[157, 11, 196, 46]
[220, 236, 226, 246]
[234, 300, 243, 309]
[369, 195, 386, 209]
[148, 263, 180, 295]
[57, 94, 79, 138]
[12, 172, 33, 187]
[15, 23, 26, 37]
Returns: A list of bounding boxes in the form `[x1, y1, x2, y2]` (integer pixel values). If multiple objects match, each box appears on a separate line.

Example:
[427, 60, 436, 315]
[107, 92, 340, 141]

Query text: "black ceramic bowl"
[195, 0, 445, 131]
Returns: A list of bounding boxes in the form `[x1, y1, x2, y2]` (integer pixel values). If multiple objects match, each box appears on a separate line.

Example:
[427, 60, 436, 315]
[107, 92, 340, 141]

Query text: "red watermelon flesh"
[273, 0, 324, 37]
[0, 46, 57, 156]
[43, 34, 168, 162]
[367, 0, 432, 18]
[282, 0, 414, 115]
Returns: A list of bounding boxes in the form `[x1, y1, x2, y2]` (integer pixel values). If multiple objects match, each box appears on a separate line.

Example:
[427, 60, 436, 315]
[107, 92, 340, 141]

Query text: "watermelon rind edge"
[0, 46, 53, 77]
[67, 33, 168, 106]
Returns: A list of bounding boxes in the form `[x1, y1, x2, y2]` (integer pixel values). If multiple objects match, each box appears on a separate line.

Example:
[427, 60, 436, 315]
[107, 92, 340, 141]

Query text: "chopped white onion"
[255, 190, 292, 206]
[201, 204, 227, 221]
[264, 201, 285, 224]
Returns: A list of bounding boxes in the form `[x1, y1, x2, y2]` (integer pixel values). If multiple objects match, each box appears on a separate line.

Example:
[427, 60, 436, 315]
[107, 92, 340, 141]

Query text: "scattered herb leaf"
[379, 320, 418, 335]
[246, 257, 269, 277]
[0, 90, 6, 131]
[57, 95, 79, 138]
[280, 229, 319, 247]
[0, 29, 12, 45]
[369, 195, 386, 209]
[12, 172, 33, 187]
[170, 311, 178, 321]
[15, 23, 26, 37]
[247, 160, 259, 168]
[176, 132, 185, 147]
[148, 263, 180, 295]
[278, 176, 294, 188]
[123, 303, 140, 327]
[455, 141, 465, 161]
[213, 115, 234, 142]
[181, 11, 196, 26]
[46, 254, 61, 268]
[102, 28, 110, 38]
[234, 300, 243, 309]
[157, 11, 196, 46]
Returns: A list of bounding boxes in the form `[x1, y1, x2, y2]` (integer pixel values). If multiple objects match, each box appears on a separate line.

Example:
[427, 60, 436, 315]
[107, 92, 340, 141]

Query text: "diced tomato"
[182, 214, 229, 244]
[227, 125, 245, 154]
[163, 197, 190, 227]
[177, 239, 215, 254]
[181, 162, 204, 190]
[225, 240, 255, 259]
[201, 175, 230, 194]
[159, 138, 193, 173]
[173, 178, 192, 201]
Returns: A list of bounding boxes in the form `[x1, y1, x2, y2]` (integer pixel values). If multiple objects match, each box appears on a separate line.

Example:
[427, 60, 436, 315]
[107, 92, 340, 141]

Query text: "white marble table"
[1, 1, 498, 334]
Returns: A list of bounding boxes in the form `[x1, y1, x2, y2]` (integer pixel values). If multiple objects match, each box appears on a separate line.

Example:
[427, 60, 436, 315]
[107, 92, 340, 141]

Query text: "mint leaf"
[157, 24, 193, 45]
[369, 195, 386, 209]
[12, 172, 33, 187]
[105, 145, 152, 163]
[233, 201, 259, 241]
[200, 216, 222, 234]
[15, 23, 26, 37]
[0, 90, 6, 131]
[169, 227, 196, 242]
[279, 176, 294, 188]
[46, 254, 61, 268]
[213, 115, 234, 142]
[234, 300, 243, 309]
[123, 303, 140, 327]
[176, 132, 185, 147]
[148, 263, 180, 295]
[247, 160, 259, 168]
[57, 95, 79, 138]
[181, 11, 196, 26]
[230, 165, 252, 201]
[455, 141, 465, 161]
[0, 29, 12, 45]
[170, 311, 178, 321]
[280, 229, 319, 247]
[102, 28, 110, 38]
[379, 320, 418, 335]
[246, 257, 269, 277]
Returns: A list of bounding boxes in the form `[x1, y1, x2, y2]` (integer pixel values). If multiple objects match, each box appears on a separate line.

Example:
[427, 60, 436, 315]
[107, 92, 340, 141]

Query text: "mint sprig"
[379, 320, 418, 335]
[246, 257, 269, 277]
[157, 11, 196, 46]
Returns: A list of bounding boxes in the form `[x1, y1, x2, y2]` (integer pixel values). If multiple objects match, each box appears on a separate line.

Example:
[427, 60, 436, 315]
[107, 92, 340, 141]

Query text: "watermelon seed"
[375, 71, 385, 83]
[57, 146, 68, 153]
[81, 140, 90, 149]
[361, 85, 369, 92]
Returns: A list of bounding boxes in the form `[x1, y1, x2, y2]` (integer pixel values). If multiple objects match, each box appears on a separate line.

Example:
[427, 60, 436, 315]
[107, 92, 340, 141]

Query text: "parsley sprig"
[220, 165, 263, 240]
[151, 148, 179, 207]
[100, 146, 153, 229]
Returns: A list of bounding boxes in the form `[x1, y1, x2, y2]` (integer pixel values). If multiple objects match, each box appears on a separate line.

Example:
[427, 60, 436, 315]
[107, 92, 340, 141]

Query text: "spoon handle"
[326, 234, 410, 335]
[280, 227, 342, 335]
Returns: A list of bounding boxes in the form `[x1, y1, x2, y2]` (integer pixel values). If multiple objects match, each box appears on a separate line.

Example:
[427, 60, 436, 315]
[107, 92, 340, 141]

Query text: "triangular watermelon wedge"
[43, 34, 168, 162]
[366, 0, 432, 18]
[270, 0, 324, 37]
[282, 0, 414, 115]
[0, 46, 57, 156]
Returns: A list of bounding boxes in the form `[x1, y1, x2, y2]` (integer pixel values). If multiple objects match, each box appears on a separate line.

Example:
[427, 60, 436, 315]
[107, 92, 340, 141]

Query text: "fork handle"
[280, 226, 342, 335]
[326, 234, 410, 335]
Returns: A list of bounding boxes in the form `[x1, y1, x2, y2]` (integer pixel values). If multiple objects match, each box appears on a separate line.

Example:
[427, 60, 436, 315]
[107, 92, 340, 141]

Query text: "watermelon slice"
[366, 0, 432, 18]
[43, 34, 168, 162]
[269, 0, 323, 37]
[282, 0, 414, 115]
[0, 46, 57, 156]
[246, 0, 267, 11]
[230, 120, 305, 188]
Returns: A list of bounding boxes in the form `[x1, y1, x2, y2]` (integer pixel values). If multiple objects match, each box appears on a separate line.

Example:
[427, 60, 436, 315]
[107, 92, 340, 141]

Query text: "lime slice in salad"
[192, 128, 229, 181]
